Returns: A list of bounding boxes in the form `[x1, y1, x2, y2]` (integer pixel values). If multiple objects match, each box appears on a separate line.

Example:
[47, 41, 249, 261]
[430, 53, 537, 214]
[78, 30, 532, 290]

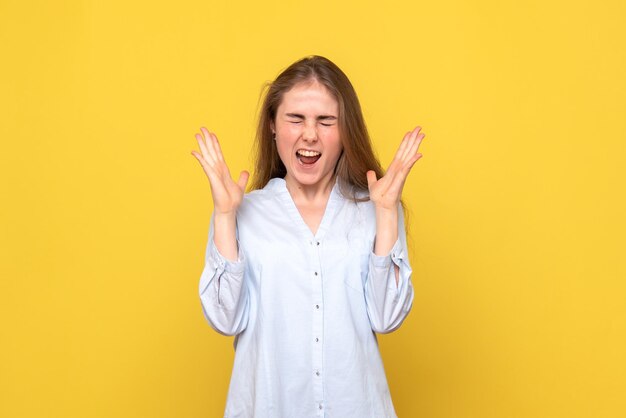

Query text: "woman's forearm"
[374, 206, 400, 286]
[213, 211, 239, 261]
[374, 206, 398, 256]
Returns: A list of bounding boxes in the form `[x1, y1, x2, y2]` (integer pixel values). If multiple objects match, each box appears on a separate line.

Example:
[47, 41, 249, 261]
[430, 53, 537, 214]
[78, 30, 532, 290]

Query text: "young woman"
[192, 55, 424, 418]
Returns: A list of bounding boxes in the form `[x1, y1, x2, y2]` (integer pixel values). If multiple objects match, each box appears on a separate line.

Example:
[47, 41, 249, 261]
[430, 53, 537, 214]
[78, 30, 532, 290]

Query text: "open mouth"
[296, 149, 321, 165]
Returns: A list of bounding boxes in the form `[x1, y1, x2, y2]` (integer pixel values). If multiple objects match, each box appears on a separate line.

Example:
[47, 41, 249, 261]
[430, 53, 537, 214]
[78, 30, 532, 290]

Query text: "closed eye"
[287, 120, 334, 126]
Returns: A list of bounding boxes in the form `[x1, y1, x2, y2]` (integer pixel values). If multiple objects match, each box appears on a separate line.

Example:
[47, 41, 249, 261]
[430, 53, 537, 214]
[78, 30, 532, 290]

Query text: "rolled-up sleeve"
[364, 204, 414, 334]
[198, 214, 250, 336]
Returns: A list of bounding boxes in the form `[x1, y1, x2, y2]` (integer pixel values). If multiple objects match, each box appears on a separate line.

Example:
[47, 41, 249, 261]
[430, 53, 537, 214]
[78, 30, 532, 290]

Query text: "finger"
[402, 152, 423, 176]
[389, 139, 422, 186]
[191, 150, 207, 168]
[211, 132, 225, 162]
[409, 152, 423, 166]
[200, 127, 218, 166]
[401, 127, 421, 161]
[393, 131, 412, 161]
[237, 170, 250, 190]
[384, 157, 404, 179]
[366, 170, 377, 189]
[195, 133, 211, 163]
[196, 130, 216, 166]
[403, 132, 425, 165]
[191, 150, 220, 183]
[214, 141, 235, 183]
[380, 167, 401, 197]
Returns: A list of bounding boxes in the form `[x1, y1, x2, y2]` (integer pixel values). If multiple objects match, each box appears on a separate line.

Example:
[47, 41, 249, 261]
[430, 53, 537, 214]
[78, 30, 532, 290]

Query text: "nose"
[302, 122, 318, 142]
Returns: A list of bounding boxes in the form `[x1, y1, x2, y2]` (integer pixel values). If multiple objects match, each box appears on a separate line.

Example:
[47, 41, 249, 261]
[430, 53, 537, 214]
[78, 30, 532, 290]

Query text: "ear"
[270, 120, 275, 134]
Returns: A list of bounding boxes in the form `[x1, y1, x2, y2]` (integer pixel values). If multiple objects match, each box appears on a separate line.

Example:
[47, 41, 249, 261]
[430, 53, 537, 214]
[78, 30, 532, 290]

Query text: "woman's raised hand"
[191, 127, 249, 215]
[366, 126, 425, 211]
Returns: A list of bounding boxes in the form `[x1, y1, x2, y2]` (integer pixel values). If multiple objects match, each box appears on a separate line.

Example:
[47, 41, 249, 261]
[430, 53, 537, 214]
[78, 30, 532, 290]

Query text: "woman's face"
[271, 79, 343, 192]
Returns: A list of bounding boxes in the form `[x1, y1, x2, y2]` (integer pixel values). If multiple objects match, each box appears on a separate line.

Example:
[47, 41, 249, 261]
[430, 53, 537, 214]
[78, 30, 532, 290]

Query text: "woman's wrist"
[214, 210, 237, 224]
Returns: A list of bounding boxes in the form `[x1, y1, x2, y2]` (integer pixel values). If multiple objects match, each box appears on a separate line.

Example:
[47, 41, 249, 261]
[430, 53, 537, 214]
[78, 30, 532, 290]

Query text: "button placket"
[311, 238, 324, 414]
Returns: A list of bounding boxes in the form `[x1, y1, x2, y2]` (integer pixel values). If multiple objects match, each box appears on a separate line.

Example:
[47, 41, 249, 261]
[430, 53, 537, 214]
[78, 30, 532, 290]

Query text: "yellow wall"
[1, 0, 624, 417]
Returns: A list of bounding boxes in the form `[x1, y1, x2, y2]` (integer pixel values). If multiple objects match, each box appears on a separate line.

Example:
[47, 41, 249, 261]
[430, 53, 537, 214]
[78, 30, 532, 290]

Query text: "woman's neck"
[284, 174, 336, 205]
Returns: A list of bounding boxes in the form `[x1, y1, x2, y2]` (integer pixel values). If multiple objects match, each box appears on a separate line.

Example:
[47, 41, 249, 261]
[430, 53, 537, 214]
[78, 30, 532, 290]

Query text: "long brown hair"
[251, 55, 385, 202]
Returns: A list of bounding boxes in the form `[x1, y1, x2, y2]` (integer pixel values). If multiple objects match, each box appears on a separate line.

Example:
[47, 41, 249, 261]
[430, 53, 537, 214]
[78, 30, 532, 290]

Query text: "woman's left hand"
[367, 126, 425, 211]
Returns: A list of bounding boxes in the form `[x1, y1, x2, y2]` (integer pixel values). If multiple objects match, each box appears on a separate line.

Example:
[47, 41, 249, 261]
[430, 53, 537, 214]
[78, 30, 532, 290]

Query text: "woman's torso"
[222, 177, 397, 418]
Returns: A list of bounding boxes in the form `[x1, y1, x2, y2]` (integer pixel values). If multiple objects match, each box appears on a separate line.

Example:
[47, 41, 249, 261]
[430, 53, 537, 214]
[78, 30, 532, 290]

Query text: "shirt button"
[316, 241, 320, 246]
[319, 404, 323, 409]
[315, 370, 320, 376]
[314, 271, 318, 276]
[315, 337, 319, 342]
[315, 304, 319, 309]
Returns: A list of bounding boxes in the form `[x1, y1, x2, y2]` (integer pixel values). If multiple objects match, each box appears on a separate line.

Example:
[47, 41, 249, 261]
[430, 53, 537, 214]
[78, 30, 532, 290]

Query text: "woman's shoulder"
[338, 182, 403, 217]
[337, 182, 372, 207]
[241, 177, 284, 206]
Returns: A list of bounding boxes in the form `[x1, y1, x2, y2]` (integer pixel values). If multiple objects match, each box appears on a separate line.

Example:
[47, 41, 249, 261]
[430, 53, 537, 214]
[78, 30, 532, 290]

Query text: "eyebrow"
[285, 113, 337, 120]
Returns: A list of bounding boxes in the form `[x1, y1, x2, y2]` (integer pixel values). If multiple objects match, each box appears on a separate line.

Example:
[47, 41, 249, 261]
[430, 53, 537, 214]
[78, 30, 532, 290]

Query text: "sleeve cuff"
[209, 239, 245, 274]
[370, 238, 404, 268]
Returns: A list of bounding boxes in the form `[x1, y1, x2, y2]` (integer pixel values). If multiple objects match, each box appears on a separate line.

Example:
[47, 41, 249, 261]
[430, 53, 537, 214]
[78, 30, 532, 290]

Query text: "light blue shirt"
[199, 177, 414, 418]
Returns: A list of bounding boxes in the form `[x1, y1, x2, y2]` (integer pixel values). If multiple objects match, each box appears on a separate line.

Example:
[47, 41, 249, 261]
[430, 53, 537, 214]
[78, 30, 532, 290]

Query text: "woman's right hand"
[191, 127, 249, 215]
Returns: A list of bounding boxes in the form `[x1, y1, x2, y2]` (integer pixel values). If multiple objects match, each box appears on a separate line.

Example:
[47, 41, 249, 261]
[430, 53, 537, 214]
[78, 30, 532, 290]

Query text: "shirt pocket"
[344, 252, 370, 293]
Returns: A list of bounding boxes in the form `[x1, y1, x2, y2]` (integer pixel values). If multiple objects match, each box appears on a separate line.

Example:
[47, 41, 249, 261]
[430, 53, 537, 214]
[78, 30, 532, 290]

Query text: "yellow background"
[1, 0, 625, 417]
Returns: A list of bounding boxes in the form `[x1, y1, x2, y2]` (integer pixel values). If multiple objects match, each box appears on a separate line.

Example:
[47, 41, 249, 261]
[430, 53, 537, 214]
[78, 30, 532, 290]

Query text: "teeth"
[297, 150, 321, 157]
